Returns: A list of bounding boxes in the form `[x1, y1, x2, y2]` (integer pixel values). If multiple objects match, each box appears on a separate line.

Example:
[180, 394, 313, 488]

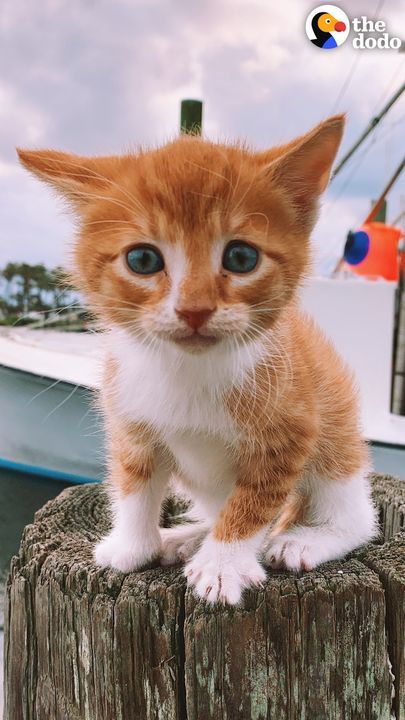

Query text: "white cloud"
[0, 0, 404, 269]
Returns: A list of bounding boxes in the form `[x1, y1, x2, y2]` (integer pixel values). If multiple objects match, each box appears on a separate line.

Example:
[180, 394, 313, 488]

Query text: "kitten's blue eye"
[126, 246, 164, 275]
[222, 242, 259, 274]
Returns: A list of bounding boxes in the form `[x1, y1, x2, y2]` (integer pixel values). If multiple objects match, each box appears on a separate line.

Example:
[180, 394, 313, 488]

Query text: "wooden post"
[4, 474, 405, 720]
[180, 100, 203, 135]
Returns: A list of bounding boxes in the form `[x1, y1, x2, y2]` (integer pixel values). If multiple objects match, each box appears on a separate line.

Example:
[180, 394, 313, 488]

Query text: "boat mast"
[331, 80, 405, 180]
[364, 157, 405, 224]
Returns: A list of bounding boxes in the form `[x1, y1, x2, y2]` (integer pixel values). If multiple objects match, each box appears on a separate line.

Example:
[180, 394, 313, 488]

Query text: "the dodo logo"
[306, 5, 350, 49]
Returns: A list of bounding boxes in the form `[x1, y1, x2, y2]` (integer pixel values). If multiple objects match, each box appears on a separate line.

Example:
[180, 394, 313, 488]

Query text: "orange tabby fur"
[18, 115, 375, 605]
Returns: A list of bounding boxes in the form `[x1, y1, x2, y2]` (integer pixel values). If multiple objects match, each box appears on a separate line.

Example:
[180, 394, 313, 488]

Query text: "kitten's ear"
[17, 149, 125, 209]
[263, 115, 344, 221]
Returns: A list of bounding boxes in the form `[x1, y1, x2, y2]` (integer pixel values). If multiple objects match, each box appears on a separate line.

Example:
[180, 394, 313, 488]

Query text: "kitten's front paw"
[94, 532, 161, 573]
[184, 535, 266, 605]
[160, 523, 208, 566]
[265, 527, 339, 572]
[265, 534, 314, 572]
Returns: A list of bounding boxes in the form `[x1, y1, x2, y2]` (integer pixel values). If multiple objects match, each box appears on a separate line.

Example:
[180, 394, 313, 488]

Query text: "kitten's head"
[18, 116, 343, 353]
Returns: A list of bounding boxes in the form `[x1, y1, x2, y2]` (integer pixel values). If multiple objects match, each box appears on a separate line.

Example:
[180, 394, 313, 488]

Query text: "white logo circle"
[306, 5, 350, 49]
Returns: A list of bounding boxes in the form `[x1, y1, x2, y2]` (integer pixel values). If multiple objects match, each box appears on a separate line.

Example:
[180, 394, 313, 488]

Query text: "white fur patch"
[184, 530, 267, 605]
[264, 469, 377, 571]
[159, 242, 189, 316]
[165, 431, 238, 523]
[108, 327, 264, 435]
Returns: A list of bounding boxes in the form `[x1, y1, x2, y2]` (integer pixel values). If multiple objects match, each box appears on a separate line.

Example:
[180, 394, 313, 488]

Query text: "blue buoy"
[344, 230, 370, 265]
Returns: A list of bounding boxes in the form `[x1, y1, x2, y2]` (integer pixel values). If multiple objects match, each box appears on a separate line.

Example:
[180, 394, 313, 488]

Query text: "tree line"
[0, 262, 78, 322]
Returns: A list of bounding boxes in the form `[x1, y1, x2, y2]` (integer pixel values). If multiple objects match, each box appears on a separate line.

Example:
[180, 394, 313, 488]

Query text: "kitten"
[18, 115, 377, 605]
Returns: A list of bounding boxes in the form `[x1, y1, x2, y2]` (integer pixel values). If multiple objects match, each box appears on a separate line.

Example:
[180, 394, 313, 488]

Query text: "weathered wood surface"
[3, 473, 405, 720]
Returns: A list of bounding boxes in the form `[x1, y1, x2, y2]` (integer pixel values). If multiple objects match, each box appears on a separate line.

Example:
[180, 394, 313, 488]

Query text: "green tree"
[2, 262, 19, 309]
[30, 264, 52, 311]
[14, 263, 37, 313]
[0, 262, 80, 320]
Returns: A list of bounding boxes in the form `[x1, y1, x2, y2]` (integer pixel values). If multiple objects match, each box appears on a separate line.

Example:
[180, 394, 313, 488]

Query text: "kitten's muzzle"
[175, 306, 216, 331]
[173, 333, 219, 350]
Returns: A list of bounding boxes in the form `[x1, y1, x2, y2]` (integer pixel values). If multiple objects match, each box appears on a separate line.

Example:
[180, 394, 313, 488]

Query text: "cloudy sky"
[0, 0, 404, 275]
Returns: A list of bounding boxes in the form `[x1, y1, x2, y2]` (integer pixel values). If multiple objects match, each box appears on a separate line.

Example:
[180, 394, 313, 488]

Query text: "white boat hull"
[0, 364, 103, 482]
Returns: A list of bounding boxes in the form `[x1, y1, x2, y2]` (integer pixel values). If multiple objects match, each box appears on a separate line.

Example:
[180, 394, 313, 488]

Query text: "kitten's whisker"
[231, 170, 261, 217]
[41, 384, 79, 423]
[90, 293, 147, 310]
[227, 160, 244, 211]
[26, 377, 64, 407]
[187, 191, 219, 201]
[244, 327, 277, 421]
[233, 331, 259, 430]
[12, 301, 84, 326]
[186, 160, 233, 191]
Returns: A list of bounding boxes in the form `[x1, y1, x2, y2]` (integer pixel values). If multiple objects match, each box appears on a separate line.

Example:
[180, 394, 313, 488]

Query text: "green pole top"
[180, 99, 203, 135]
[371, 199, 387, 223]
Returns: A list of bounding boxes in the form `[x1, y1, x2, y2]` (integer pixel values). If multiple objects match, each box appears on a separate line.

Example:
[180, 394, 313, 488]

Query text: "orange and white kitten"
[18, 116, 377, 605]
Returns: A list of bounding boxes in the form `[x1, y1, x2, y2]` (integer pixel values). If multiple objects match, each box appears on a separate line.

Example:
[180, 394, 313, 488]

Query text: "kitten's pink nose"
[175, 306, 215, 330]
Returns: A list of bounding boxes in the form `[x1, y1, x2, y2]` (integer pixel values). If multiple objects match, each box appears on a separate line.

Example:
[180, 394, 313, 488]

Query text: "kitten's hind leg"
[160, 522, 210, 566]
[264, 470, 378, 572]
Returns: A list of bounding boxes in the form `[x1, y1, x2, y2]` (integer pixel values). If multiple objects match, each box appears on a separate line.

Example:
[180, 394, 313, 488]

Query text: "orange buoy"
[343, 221, 403, 281]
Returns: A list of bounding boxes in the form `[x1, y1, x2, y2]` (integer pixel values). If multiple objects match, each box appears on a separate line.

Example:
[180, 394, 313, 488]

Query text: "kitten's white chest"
[164, 429, 235, 488]
[110, 330, 241, 437]
[115, 353, 237, 495]
[107, 330, 265, 516]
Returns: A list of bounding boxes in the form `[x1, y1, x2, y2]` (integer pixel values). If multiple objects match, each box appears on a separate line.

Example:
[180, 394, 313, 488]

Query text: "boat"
[0, 276, 404, 487]
[0, 328, 104, 484]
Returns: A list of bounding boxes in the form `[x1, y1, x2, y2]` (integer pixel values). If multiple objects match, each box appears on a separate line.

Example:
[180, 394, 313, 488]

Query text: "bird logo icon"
[306, 5, 350, 49]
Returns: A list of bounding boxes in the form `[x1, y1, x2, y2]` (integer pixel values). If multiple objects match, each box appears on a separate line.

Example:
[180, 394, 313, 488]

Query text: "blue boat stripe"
[0, 457, 99, 485]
